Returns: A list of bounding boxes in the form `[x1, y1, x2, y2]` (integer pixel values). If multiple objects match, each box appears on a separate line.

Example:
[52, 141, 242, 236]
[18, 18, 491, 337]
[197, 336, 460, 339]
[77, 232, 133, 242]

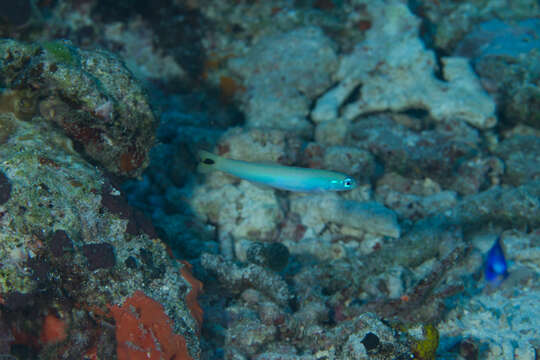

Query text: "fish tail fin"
[197, 150, 220, 173]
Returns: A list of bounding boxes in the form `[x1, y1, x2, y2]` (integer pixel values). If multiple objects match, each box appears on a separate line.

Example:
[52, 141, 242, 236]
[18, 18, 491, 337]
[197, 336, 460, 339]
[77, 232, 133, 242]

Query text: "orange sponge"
[109, 291, 193, 360]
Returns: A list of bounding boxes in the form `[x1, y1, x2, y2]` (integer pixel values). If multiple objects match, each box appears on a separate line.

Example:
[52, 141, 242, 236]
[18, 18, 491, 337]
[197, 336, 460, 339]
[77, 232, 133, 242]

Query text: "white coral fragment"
[312, 0, 496, 129]
[291, 193, 400, 238]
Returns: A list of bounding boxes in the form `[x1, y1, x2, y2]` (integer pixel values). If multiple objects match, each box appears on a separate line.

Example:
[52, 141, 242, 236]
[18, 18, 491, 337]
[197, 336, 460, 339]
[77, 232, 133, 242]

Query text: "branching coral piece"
[201, 253, 291, 306]
[109, 291, 193, 360]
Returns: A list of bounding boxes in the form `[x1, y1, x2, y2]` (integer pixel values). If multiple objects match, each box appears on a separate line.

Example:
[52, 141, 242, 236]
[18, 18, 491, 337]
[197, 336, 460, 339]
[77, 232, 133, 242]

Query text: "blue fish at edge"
[485, 237, 509, 284]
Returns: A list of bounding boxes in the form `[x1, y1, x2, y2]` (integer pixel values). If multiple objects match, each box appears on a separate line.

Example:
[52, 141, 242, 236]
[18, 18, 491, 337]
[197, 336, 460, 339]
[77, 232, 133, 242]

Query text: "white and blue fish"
[198, 150, 356, 192]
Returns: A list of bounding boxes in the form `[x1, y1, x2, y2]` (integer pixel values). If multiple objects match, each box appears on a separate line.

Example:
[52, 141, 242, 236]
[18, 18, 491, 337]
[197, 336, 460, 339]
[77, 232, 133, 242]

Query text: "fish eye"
[344, 178, 353, 187]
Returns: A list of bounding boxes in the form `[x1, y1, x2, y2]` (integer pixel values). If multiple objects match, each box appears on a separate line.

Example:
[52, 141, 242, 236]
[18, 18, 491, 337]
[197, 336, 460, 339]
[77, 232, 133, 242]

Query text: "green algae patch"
[41, 40, 78, 66]
[409, 323, 440, 360]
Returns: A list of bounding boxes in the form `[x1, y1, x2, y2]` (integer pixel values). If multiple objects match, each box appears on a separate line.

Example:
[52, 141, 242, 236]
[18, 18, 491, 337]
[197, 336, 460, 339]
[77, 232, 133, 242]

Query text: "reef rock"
[312, 0, 496, 129]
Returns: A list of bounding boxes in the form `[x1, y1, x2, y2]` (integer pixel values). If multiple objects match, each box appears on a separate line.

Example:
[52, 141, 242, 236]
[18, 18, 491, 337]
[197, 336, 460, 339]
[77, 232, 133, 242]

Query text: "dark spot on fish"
[0, 171, 11, 205]
[82, 243, 116, 270]
[203, 158, 215, 165]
